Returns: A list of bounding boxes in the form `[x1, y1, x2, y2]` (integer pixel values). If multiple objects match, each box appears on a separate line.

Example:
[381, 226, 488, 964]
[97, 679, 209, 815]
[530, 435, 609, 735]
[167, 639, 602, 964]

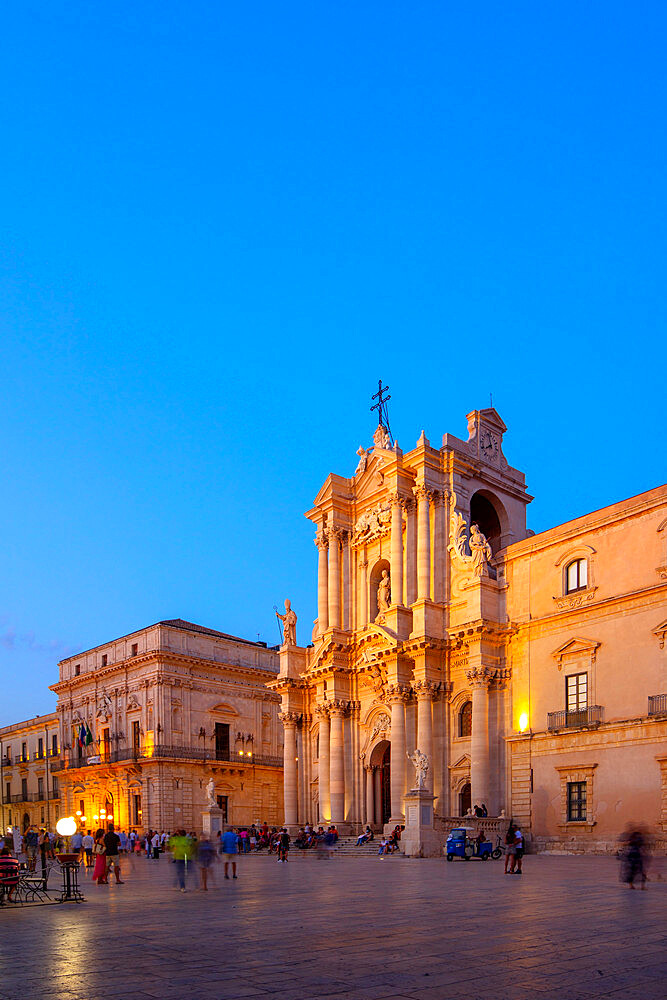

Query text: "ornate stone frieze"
[553, 587, 598, 611]
[351, 502, 392, 548]
[278, 711, 301, 727]
[386, 683, 411, 704]
[369, 711, 391, 741]
[465, 665, 496, 688]
[414, 679, 440, 700]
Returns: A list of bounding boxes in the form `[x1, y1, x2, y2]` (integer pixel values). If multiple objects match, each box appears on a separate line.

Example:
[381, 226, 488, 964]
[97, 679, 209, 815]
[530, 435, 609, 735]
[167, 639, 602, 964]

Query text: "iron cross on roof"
[370, 379, 393, 441]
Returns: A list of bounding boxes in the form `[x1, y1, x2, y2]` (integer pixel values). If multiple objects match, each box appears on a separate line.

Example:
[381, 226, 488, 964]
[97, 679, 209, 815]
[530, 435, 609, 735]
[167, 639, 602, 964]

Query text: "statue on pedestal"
[276, 599, 297, 646]
[205, 778, 217, 808]
[407, 748, 429, 790]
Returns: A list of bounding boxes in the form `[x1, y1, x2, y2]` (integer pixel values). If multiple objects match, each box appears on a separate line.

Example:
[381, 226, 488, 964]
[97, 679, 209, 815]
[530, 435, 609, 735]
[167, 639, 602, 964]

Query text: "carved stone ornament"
[373, 424, 392, 450]
[96, 689, 113, 719]
[279, 711, 301, 727]
[355, 446, 369, 475]
[407, 747, 429, 790]
[126, 694, 141, 710]
[370, 712, 391, 741]
[351, 501, 392, 548]
[553, 588, 598, 611]
[465, 665, 495, 688]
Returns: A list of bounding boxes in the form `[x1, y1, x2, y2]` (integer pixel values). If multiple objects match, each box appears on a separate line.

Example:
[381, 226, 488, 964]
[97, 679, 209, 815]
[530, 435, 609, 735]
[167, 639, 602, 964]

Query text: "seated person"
[356, 825, 373, 846]
[377, 837, 390, 855]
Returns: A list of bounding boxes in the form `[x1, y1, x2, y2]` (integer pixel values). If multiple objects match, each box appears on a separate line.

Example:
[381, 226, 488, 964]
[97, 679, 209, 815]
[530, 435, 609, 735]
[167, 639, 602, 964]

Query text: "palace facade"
[49, 619, 284, 833]
[0, 713, 61, 833]
[273, 408, 667, 851]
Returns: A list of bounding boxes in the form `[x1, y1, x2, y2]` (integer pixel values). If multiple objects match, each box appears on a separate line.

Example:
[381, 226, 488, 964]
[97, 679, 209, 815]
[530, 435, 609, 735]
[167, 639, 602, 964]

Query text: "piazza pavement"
[0, 851, 665, 1000]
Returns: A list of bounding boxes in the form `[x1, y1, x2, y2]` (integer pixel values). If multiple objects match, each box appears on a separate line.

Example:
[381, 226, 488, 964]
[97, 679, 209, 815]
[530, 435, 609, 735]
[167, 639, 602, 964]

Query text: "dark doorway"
[470, 492, 502, 555]
[459, 782, 471, 817]
[215, 723, 230, 761]
[217, 795, 228, 822]
[381, 744, 391, 825]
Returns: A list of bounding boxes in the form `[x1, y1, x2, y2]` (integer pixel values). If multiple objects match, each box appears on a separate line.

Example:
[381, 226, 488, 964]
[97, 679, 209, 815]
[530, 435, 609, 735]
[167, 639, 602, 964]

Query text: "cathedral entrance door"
[381, 744, 391, 826]
[459, 782, 471, 817]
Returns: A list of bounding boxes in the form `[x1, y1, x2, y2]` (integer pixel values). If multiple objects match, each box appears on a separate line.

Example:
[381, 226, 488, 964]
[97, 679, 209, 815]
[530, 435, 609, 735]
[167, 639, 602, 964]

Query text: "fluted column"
[406, 499, 417, 605]
[467, 667, 492, 811]
[433, 491, 447, 604]
[414, 486, 432, 600]
[390, 493, 404, 607]
[359, 557, 368, 627]
[327, 528, 341, 629]
[317, 706, 331, 824]
[316, 531, 329, 633]
[365, 765, 375, 826]
[415, 682, 436, 791]
[388, 687, 408, 821]
[329, 702, 346, 823]
[280, 712, 299, 827]
[342, 532, 350, 630]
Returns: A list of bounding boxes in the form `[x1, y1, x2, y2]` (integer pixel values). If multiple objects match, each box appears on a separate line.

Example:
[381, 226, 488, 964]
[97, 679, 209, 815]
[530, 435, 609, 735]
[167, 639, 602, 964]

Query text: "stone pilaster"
[415, 680, 437, 791]
[466, 667, 494, 812]
[316, 530, 328, 634]
[327, 528, 341, 629]
[316, 705, 331, 824]
[279, 711, 300, 828]
[387, 685, 410, 824]
[329, 701, 346, 824]
[414, 485, 432, 601]
[389, 493, 404, 607]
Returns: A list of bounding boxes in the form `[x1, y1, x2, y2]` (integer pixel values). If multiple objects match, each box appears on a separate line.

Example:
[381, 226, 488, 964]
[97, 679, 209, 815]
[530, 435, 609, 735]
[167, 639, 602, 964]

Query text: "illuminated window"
[565, 559, 587, 594]
[459, 701, 472, 737]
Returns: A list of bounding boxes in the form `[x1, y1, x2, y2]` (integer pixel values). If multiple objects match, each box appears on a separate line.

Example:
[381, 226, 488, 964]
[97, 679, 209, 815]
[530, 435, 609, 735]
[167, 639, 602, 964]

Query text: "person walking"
[221, 827, 238, 879]
[513, 826, 524, 874]
[168, 830, 190, 892]
[278, 828, 290, 863]
[198, 836, 216, 890]
[504, 821, 516, 874]
[82, 830, 94, 869]
[104, 824, 124, 884]
[151, 830, 160, 860]
[92, 830, 108, 884]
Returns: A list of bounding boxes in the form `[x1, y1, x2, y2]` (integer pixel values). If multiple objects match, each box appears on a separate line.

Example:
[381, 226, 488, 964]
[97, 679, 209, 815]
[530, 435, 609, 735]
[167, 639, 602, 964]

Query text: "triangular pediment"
[449, 753, 471, 770]
[653, 620, 667, 648]
[552, 637, 601, 661]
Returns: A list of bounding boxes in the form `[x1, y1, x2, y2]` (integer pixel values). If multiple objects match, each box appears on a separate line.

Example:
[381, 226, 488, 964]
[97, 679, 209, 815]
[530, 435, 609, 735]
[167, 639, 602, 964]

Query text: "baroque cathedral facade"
[273, 408, 667, 852]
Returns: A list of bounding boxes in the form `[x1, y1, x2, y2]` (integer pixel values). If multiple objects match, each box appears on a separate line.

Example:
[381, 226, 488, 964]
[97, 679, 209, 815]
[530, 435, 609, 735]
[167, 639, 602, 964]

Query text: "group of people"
[377, 826, 402, 856]
[503, 822, 525, 874]
[294, 824, 339, 850]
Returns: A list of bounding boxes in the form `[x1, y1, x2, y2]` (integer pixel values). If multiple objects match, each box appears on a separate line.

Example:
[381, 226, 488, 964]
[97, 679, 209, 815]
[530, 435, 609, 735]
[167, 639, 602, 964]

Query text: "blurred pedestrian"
[221, 828, 238, 879]
[198, 836, 216, 890]
[620, 826, 648, 889]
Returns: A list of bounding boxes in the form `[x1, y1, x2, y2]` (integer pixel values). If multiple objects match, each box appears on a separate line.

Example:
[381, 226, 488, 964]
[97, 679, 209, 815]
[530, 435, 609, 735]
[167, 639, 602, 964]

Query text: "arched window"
[565, 558, 587, 594]
[459, 701, 472, 737]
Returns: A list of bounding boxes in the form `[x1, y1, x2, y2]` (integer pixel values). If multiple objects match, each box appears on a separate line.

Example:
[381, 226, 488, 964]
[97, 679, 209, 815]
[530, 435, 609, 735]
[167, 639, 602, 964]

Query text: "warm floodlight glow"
[75, 810, 82, 816]
[56, 816, 77, 837]
[519, 712, 529, 732]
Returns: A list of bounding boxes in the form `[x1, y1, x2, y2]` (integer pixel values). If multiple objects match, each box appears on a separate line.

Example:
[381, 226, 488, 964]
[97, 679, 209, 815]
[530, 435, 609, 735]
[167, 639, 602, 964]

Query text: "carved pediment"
[449, 753, 471, 770]
[209, 702, 240, 718]
[552, 637, 601, 669]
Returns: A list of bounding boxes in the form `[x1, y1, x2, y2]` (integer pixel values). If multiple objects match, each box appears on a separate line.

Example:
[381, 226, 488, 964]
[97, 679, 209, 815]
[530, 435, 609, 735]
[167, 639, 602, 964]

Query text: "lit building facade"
[50, 619, 283, 833]
[274, 409, 667, 851]
[0, 713, 61, 833]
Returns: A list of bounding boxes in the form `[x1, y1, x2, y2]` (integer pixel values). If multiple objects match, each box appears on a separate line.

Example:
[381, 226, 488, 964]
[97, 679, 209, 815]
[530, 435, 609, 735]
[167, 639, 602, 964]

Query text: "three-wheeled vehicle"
[446, 826, 500, 861]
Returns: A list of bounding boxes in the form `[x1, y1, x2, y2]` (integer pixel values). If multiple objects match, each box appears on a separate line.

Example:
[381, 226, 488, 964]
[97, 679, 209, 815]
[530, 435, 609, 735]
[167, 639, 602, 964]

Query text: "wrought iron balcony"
[648, 693, 667, 716]
[58, 745, 282, 769]
[547, 706, 603, 731]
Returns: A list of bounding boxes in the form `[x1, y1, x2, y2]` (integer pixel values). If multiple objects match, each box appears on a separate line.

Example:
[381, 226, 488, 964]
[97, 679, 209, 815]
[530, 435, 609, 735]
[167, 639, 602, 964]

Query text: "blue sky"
[1, 2, 665, 724]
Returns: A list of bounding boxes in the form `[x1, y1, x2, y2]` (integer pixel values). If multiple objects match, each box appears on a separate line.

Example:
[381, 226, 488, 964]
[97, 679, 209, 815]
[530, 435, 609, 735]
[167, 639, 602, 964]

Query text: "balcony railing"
[57, 745, 282, 769]
[547, 706, 604, 731]
[648, 693, 667, 717]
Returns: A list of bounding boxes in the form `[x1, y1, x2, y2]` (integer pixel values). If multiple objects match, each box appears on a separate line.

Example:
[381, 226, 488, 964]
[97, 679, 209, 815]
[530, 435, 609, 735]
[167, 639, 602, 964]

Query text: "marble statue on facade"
[407, 748, 429, 790]
[377, 569, 391, 613]
[205, 777, 217, 807]
[355, 446, 368, 475]
[373, 424, 391, 450]
[469, 523, 493, 577]
[276, 599, 297, 646]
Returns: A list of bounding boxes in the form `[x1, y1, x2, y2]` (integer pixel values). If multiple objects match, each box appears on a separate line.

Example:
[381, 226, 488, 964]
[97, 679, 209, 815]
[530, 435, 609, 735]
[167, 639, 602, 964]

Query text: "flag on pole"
[78, 724, 86, 748]
[85, 724, 93, 746]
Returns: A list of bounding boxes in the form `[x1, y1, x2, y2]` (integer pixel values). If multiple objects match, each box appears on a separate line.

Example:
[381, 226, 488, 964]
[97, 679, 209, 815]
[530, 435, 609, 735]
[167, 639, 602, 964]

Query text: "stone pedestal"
[401, 789, 443, 858]
[202, 805, 223, 839]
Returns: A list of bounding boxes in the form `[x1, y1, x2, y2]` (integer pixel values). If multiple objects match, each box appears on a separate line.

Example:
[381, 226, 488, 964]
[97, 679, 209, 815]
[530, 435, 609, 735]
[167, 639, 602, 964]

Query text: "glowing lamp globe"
[518, 712, 529, 733]
[56, 816, 77, 837]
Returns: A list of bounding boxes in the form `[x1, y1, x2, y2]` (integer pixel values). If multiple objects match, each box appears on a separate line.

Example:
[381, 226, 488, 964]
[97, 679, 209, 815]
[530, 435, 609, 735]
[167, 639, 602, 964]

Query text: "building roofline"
[58, 618, 274, 665]
[0, 711, 58, 736]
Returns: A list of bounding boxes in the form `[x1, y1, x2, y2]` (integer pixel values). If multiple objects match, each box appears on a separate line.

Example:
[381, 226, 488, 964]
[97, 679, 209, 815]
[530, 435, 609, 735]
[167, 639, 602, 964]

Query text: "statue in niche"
[205, 778, 217, 808]
[276, 598, 297, 646]
[407, 748, 429, 790]
[376, 569, 391, 614]
[355, 447, 369, 475]
[469, 523, 493, 577]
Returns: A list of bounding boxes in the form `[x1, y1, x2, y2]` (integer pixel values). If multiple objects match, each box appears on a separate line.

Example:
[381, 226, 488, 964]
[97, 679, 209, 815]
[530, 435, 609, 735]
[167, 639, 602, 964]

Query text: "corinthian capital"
[314, 703, 331, 719]
[329, 698, 349, 717]
[315, 529, 329, 550]
[279, 711, 301, 727]
[415, 679, 439, 700]
[386, 683, 411, 704]
[413, 484, 434, 503]
[465, 666, 495, 689]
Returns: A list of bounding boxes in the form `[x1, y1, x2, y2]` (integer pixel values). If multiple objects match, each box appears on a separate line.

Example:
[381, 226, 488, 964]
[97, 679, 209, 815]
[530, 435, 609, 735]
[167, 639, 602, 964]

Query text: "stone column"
[342, 532, 350, 631]
[329, 702, 346, 823]
[316, 531, 328, 633]
[365, 764, 375, 826]
[416, 682, 435, 791]
[390, 493, 404, 607]
[467, 668, 492, 811]
[388, 687, 408, 822]
[414, 486, 432, 601]
[317, 707, 331, 824]
[406, 499, 417, 605]
[433, 491, 447, 604]
[280, 712, 299, 827]
[359, 557, 368, 627]
[327, 528, 341, 629]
